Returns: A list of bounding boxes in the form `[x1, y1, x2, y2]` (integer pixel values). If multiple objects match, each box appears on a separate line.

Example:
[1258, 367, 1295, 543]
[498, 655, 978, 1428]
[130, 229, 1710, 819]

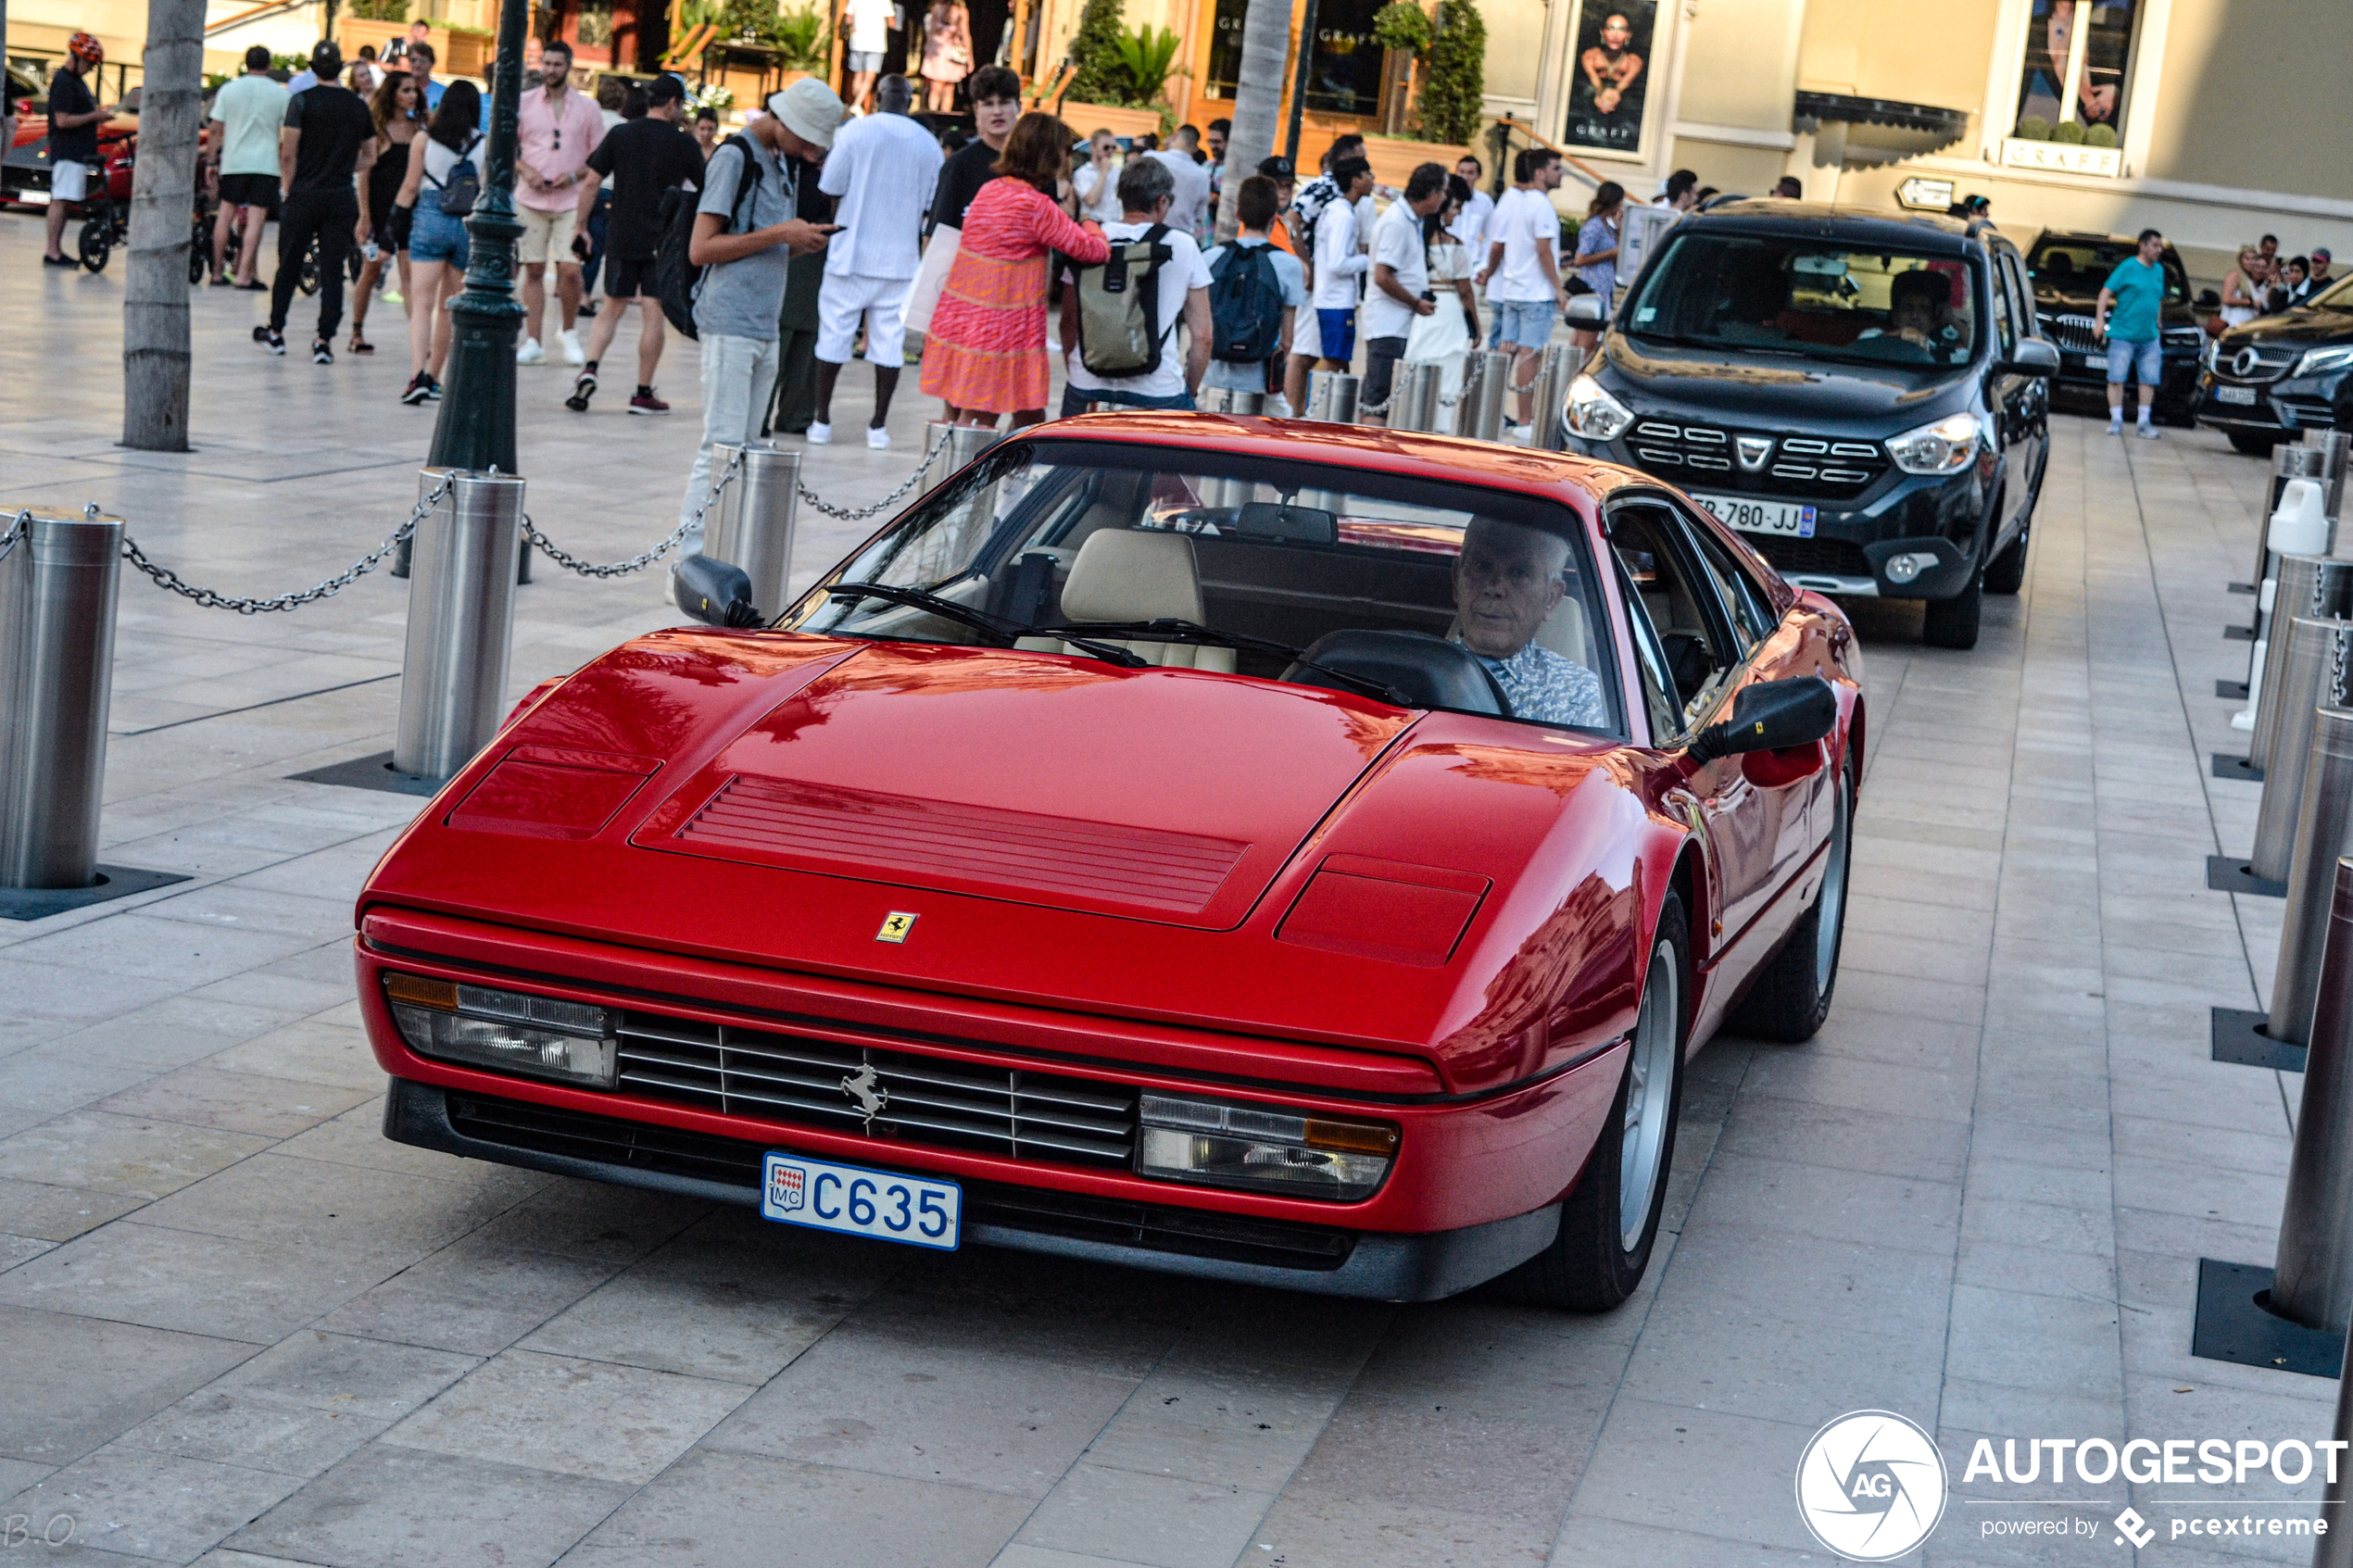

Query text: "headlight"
[1136, 1092, 1397, 1201]
[2203, 337, 2220, 371]
[2296, 345, 2353, 378]
[384, 972, 616, 1088]
[1565, 373, 1635, 442]
[2163, 328, 2204, 349]
[1884, 413, 1982, 475]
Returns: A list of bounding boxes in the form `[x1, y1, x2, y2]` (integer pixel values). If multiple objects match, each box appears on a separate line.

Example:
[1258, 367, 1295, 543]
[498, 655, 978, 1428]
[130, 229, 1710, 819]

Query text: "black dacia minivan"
[1557, 203, 2058, 649]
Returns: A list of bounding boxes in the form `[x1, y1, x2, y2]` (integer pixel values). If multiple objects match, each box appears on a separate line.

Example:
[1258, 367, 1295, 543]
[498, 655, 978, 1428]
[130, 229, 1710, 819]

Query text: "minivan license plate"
[761, 1153, 960, 1249]
[1692, 495, 1817, 538]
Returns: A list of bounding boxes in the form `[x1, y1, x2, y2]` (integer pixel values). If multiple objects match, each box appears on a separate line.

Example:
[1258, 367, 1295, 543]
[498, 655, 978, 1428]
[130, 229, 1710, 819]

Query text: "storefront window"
[1305, 0, 1383, 118]
[2013, 0, 2139, 136]
[1204, 0, 1249, 99]
[1561, 0, 1655, 156]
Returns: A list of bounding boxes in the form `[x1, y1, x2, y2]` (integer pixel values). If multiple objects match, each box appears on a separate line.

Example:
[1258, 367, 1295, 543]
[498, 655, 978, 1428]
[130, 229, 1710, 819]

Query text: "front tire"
[2229, 431, 2282, 457]
[78, 215, 112, 273]
[1728, 760, 1853, 1042]
[1496, 894, 1689, 1311]
[1983, 526, 2028, 596]
[1921, 566, 1983, 648]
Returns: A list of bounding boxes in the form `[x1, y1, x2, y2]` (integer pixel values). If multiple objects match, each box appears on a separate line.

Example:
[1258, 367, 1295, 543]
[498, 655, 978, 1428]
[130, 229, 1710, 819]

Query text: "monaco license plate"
[2216, 384, 2259, 405]
[761, 1152, 960, 1249]
[1692, 494, 1817, 538]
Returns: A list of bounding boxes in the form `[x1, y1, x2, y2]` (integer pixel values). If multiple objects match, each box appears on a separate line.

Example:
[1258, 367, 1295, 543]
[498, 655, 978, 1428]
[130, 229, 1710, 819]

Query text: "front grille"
[1628, 420, 1885, 497]
[2215, 345, 2301, 384]
[614, 1010, 1138, 1168]
[2045, 312, 2100, 353]
[444, 1090, 1356, 1272]
[1747, 535, 1875, 581]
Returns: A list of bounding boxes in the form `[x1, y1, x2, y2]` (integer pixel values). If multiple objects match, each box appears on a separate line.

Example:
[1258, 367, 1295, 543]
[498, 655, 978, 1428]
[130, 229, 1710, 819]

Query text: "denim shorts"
[1493, 297, 1559, 349]
[409, 194, 470, 268]
[2106, 337, 2162, 384]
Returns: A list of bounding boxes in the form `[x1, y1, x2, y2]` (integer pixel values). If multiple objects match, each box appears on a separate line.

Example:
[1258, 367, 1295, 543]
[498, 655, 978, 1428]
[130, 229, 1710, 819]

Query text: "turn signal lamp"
[384, 972, 617, 1088]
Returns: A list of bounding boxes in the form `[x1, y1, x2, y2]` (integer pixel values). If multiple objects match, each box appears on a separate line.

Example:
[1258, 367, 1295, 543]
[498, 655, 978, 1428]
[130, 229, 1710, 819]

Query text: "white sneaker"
[516, 338, 547, 366]
[2107, 419, 2123, 436]
[866, 425, 891, 449]
[807, 421, 832, 445]
[559, 328, 585, 367]
[2137, 421, 2159, 439]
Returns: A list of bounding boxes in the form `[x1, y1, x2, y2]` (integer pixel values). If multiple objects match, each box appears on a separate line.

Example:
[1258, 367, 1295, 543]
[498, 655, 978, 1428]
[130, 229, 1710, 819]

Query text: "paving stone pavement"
[0, 218, 2334, 1567]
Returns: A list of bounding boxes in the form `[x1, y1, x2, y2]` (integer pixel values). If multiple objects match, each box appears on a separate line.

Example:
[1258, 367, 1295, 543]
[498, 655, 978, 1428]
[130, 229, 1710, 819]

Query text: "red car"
[2, 67, 137, 212]
[357, 417, 1866, 1309]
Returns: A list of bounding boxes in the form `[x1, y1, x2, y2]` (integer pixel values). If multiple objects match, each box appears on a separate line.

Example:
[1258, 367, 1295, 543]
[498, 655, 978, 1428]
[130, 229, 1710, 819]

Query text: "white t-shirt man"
[1488, 187, 1564, 304]
[1450, 186, 1494, 261]
[1310, 196, 1368, 309]
[1146, 149, 1212, 242]
[818, 108, 942, 281]
[845, 0, 896, 54]
[1359, 197, 1430, 341]
[1066, 220, 1214, 401]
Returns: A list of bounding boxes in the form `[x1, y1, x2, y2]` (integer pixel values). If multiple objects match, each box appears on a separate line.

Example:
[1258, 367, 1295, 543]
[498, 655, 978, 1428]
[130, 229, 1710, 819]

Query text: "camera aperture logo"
[1796, 1411, 1949, 1561]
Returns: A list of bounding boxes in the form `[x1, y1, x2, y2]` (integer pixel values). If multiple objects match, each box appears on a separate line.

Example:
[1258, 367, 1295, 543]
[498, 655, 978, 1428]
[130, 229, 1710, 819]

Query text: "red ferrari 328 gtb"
[357, 415, 1865, 1310]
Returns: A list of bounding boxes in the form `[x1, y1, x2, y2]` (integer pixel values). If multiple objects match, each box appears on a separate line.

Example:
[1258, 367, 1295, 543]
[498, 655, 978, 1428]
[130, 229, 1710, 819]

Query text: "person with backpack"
[1201, 174, 1303, 409]
[1359, 162, 1452, 426]
[564, 73, 705, 414]
[1057, 156, 1213, 418]
[389, 80, 482, 404]
[920, 111, 1109, 429]
[673, 79, 845, 574]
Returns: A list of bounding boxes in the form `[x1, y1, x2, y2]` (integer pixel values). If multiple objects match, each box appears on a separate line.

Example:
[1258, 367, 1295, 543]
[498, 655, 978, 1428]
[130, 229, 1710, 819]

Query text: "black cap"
[647, 72, 686, 106]
[310, 39, 344, 77]
[1257, 156, 1294, 181]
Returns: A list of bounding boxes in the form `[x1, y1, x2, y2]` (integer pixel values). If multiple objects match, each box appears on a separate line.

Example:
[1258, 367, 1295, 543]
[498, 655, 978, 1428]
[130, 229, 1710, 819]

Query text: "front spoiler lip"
[385, 1078, 1563, 1302]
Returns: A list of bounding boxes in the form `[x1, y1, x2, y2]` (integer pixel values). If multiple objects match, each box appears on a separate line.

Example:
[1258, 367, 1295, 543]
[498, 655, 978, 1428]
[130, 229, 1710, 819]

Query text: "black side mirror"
[1688, 676, 1837, 762]
[674, 554, 762, 627]
[2003, 338, 2060, 377]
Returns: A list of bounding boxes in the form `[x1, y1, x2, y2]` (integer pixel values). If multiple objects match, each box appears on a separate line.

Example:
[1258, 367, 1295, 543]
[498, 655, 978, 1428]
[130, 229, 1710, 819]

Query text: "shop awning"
[1792, 91, 1971, 168]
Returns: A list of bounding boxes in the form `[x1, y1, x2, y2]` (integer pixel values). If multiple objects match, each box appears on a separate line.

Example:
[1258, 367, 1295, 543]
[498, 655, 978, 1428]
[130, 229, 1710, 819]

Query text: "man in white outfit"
[812, 72, 941, 448]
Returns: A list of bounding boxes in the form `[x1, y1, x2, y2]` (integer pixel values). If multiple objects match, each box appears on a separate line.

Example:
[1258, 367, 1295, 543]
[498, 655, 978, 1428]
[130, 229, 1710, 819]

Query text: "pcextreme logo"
[1795, 1411, 1949, 1561]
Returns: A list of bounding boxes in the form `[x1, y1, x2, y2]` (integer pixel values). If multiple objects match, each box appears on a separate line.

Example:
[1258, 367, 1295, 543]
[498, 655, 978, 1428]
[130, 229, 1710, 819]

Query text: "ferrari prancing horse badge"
[875, 912, 917, 944]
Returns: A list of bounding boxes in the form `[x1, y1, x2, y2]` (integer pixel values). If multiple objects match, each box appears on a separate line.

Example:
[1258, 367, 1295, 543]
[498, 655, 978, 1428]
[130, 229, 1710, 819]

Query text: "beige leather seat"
[1034, 529, 1235, 672]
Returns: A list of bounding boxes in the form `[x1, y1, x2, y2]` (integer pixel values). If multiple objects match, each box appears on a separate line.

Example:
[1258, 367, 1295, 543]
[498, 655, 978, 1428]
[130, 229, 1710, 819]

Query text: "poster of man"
[1564, 2, 1655, 155]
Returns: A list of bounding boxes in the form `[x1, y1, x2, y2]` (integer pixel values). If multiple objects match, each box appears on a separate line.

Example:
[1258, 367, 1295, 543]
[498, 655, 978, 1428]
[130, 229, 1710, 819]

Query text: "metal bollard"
[2308, 428, 2350, 522]
[1462, 349, 1513, 442]
[2253, 616, 2353, 883]
[707, 444, 799, 619]
[2273, 710, 2353, 1046]
[917, 420, 961, 495]
[1306, 370, 1360, 424]
[2254, 557, 2353, 772]
[394, 470, 524, 782]
[1529, 343, 1579, 450]
[1220, 390, 1266, 416]
[0, 508, 123, 889]
[1389, 362, 1441, 432]
[2271, 857, 2353, 1338]
[944, 423, 1003, 476]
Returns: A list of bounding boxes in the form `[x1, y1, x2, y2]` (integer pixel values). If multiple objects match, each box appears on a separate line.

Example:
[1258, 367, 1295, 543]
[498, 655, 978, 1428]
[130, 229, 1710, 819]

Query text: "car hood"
[1597, 333, 1971, 433]
[2220, 307, 2353, 349]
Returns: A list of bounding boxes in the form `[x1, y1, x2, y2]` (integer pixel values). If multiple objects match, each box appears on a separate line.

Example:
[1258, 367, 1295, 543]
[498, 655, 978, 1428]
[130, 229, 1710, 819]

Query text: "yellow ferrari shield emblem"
[875, 911, 917, 944]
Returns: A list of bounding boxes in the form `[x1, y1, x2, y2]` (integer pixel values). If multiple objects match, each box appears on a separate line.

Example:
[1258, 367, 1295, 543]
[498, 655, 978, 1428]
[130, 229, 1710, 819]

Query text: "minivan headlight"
[2296, 345, 2353, 379]
[1565, 373, 1635, 441]
[1137, 1093, 1397, 1201]
[384, 972, 617, 1088]
[1884, 413, 1982, 475]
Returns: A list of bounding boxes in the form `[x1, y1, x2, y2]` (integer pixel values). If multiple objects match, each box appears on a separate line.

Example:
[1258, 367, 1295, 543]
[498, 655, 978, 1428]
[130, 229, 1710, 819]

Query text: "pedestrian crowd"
[2222, 235, 2335, 324]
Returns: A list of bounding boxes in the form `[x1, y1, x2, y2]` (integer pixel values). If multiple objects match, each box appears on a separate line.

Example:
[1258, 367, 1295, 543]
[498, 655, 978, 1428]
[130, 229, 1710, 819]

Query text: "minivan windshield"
[2026, 238, 2190, 303]
[1623, 232, 1982, 369]
[781, 439, 1624, 735]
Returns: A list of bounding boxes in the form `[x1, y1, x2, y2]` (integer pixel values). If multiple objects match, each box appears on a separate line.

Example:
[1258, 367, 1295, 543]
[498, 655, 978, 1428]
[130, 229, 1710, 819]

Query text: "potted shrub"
[2012, 115, 2052, 140]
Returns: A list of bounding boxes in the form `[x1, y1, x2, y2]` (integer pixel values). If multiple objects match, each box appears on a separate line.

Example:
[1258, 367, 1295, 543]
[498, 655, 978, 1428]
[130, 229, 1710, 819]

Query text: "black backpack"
[656, 134, 761, 341]
[423, 133, 483, 219]
[1207, 243, 1286, 363]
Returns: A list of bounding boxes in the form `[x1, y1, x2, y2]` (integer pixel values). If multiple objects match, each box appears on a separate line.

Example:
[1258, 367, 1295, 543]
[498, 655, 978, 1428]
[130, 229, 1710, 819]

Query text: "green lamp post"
[426, 0, 528, 481]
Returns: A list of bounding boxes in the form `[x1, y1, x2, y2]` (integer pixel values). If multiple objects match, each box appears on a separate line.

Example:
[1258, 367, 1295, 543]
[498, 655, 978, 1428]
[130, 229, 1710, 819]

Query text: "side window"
[2003, 255, 2037, 340]
[1987, 258, 2016, 357]
[1677, 508, 1778, 657]
[1608, 503, 1743, 734]
[1615, 554, 1683, 745]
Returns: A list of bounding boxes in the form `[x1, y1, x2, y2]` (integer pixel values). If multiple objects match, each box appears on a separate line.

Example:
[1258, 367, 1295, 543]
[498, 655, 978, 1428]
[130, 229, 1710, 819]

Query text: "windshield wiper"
[1036, 618, 1414, 706]
[824, 582, 1148, 668]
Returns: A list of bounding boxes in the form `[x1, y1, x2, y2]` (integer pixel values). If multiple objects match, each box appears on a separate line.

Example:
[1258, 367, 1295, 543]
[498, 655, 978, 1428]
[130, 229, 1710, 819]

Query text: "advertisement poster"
[1562, 0, 1656, 156]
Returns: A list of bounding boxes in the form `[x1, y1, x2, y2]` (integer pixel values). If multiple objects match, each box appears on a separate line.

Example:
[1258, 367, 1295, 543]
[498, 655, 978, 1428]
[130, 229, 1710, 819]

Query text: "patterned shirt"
[1473, 641, 1609, 728]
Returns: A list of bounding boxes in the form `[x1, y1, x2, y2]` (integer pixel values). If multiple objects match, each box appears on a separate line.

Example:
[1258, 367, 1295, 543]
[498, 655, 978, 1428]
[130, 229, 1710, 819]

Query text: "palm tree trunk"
[122, 0, 208, 452]
[1213, 0, 1292, 243]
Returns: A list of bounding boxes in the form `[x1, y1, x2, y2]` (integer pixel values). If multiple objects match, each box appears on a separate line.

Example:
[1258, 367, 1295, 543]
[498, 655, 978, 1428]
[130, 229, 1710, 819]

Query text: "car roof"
[2028, 228, 2184, 256]
[1675, 201, 1986, 257]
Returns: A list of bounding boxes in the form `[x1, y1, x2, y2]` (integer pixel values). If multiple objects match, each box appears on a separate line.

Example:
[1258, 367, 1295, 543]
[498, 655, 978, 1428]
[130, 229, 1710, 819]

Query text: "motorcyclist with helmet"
[42, 32, 116, 269]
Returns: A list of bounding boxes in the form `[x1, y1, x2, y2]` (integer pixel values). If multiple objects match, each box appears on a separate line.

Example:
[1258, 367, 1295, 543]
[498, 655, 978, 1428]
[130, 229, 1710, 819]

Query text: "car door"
[1605, 495, 1793, 949]
[1983, 251, 2034, 551]
[2002, 250, 2052, 502]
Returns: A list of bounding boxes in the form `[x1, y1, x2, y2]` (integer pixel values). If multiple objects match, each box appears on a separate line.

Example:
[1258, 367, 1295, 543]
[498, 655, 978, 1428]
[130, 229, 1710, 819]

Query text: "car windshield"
[1623, 232, 1982, 369]
[2027, 239, 2190, 303]
[781, 438, 1625, 735]
[2305, 274, 2353, 312]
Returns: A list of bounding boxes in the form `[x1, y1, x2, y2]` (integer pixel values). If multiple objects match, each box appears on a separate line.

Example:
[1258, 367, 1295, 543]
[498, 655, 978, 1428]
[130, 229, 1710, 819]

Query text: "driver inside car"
[1452, 517, 1610, 728]
[1857, 270, 1959, 356]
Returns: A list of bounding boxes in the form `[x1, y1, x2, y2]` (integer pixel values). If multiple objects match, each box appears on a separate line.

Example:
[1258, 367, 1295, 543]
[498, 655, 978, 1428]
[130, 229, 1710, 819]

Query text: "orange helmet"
[67, 31, 104, 69]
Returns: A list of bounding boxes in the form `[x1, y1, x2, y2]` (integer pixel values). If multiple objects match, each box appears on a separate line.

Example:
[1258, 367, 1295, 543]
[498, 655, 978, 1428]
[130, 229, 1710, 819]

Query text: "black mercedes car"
[2197, 275, 2353, 454]
[1559, 203, 2056, 650]
[2023, 230, 2205, 422]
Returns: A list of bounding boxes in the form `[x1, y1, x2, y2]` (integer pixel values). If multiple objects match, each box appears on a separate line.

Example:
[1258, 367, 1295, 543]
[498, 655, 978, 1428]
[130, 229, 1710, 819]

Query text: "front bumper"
[388, 1078, 1563, 1300]
[2196, 369, 2345, 435]
[2047, 345, 2202, 410]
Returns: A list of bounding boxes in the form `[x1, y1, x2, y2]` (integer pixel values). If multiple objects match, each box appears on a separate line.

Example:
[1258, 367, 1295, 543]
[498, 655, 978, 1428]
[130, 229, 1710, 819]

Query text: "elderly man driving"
[1453, 517, 1610, 727]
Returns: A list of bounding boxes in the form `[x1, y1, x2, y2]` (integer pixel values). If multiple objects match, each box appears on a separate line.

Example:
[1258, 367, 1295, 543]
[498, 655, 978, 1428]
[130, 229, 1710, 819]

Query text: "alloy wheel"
[1618, 939, 1680, 1252]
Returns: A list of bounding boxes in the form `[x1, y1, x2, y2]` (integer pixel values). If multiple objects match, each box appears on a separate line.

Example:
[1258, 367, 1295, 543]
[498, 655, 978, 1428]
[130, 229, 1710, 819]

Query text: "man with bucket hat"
[672, 78, 845, 592]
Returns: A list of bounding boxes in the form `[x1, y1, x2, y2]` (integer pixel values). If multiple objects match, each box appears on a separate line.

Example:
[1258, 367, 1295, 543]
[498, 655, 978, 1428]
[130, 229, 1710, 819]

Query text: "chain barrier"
[794, 428, 952, 522]
[523, 446, 746, 579]
[0, 508, 28, 568]
[1437, 353, 1485, 412]
[118, 475, 452, 615]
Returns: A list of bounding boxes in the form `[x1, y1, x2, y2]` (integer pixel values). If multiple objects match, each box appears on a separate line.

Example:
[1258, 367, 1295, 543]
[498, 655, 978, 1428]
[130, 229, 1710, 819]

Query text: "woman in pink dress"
[919, 0, 972, 115]
[921, 112, 1109, 428]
